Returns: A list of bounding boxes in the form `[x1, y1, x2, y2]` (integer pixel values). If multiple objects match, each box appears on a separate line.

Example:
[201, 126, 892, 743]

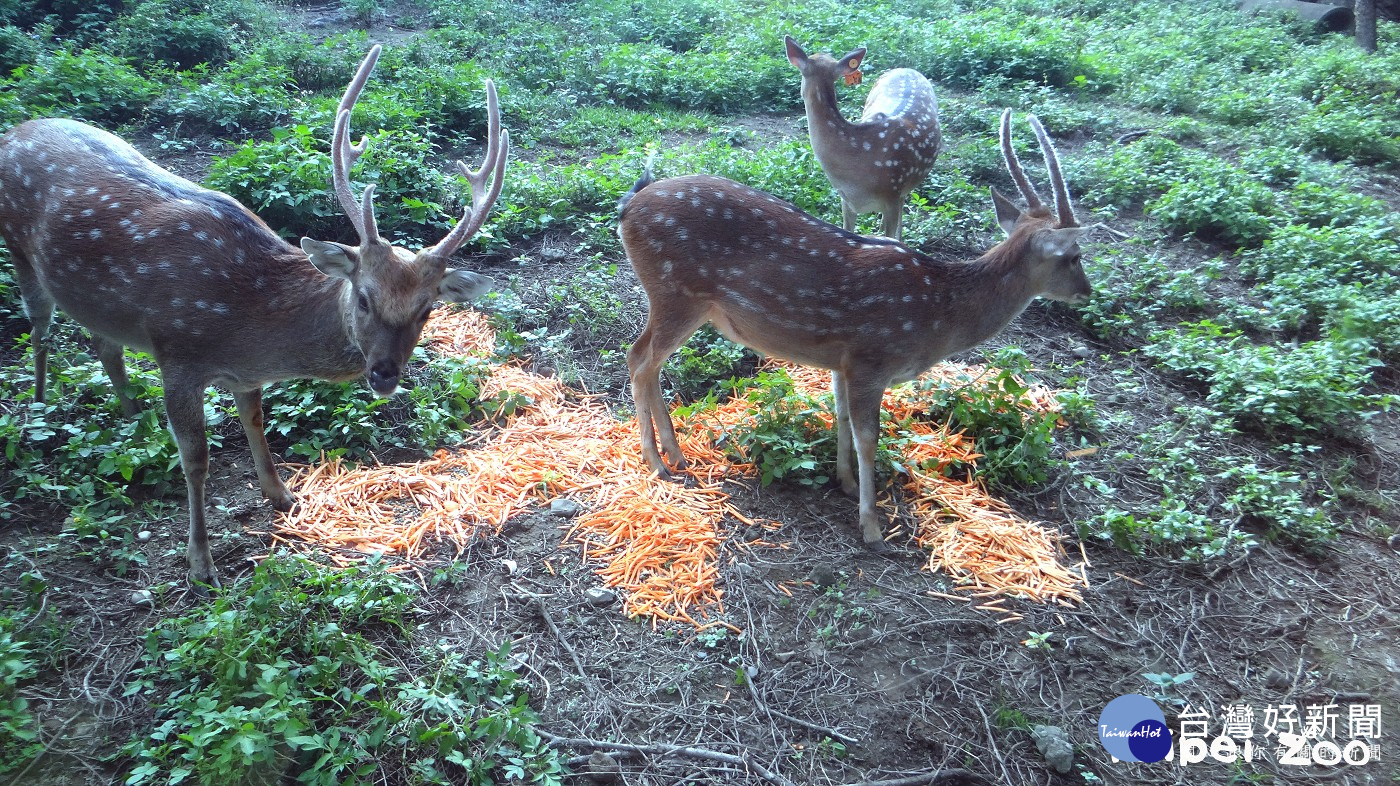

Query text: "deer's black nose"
[368, 361, 401, 396]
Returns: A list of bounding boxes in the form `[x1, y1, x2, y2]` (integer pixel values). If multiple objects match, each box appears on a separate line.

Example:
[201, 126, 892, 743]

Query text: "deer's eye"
[356, 293, 370, 312]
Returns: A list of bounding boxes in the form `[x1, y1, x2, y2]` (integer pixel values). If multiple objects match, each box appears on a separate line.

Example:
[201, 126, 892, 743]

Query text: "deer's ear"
[439, 269, 494, 303]
[839, 48, 866, 74]
[784, 36, 807, 69]
[990, 188, 1023, 236]
[301, 238, 358, 280]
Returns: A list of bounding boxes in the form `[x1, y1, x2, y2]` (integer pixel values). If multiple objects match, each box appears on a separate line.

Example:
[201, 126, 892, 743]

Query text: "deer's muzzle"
[368, 360, 401, 396]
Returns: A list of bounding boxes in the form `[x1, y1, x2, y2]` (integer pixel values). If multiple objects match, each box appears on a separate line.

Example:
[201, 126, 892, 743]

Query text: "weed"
[1142, 671, 1195, 707]
[123, 553, 563, 784]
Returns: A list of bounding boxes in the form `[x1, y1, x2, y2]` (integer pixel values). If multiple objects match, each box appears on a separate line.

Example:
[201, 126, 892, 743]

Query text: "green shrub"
[0, 352, 187, 518]
[123, 554, 564, 786]
[151, 56, 300, 133]
[204, 125, 463, 245]
[0, 616, 40, 775]
[717, 370, 842, 488]
[0, 25, 39, 75]
[263, 350, 492, 463]
[8, 47, 161, 124]
[1145, 166, 1278, 248]
[902, 348, 1065, 491]
[1144, 320, 1390, 436]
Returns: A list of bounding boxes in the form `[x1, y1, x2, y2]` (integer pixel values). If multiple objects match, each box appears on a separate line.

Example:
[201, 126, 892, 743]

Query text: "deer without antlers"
[785, 35, 941, 240]
[621, 111, 1089, 547]
[0, 44, 510, 590]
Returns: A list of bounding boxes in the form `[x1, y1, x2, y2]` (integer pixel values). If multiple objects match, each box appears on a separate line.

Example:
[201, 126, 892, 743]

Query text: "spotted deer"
[785, 35, 941, 240]
[0, 44, 509, 590]
[621, 111, 1089, 547]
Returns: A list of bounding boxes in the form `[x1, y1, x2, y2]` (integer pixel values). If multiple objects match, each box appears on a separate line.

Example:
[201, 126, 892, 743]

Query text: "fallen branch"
[538, 729, 797, 786]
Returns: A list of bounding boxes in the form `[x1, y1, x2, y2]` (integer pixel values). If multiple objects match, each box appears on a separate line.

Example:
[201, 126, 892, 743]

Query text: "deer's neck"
[257, 254, 366, 382]
[801, 78, 854, 146]
[917, 249, 1040, 363]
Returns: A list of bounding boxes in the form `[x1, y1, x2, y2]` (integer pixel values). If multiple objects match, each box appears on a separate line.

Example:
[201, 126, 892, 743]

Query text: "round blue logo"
[1098, 694, 1171, 762]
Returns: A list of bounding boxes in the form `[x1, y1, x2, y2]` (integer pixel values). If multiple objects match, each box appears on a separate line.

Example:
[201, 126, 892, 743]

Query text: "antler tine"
[999, 109, 1043, 211]
[332, 45, 383, 245]
[1027, 114, 1077, 228]
[427, 79, 511, 259]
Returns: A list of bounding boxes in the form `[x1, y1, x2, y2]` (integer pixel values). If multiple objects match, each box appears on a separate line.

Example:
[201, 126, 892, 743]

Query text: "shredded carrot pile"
[770, 362, 1085, 604]
[279, 307, 739, 626]
[273, 306, 1085, 627]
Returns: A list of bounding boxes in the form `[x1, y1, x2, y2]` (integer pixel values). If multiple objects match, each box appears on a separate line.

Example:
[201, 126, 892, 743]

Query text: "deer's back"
[0, 119, 309, 355]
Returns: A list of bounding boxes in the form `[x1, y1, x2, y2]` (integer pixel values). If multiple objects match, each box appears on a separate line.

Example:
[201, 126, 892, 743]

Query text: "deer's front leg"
[234, 388, 294, 511]
[163, 377, 220, 591]
[845, 382, 888, 548]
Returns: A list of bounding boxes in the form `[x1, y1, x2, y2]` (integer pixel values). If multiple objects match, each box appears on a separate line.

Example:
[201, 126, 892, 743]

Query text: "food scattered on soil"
[273, 307, 1086, 627]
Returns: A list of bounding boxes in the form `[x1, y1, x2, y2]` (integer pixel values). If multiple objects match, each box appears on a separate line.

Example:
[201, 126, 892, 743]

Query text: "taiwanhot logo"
[1099, 694, 1172, 763]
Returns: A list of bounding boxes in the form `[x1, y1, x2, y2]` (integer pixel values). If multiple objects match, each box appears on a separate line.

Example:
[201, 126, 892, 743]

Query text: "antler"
[1027, 114, 1077, 228]
[999, 109, 1043, 212]
[425, 79, 511, 260]
[333, 45, 383, 246]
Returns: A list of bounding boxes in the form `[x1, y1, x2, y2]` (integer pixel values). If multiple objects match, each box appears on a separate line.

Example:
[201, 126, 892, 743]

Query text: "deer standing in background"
[621, 111, 1089, 547]
[785, 35, 941, 241]
[0, 44, 509, 590]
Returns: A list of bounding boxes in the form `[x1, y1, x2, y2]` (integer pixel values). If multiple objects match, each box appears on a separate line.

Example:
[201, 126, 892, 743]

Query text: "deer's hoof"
[268, 490, 296, 512]
[189, 572, 222, 598]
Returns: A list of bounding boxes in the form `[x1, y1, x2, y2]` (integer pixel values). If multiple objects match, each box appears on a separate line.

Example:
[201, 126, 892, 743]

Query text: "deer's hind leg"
[627, 301, 710, 475]
[11, 250, 55, 405]
[91, 336, 139, 417]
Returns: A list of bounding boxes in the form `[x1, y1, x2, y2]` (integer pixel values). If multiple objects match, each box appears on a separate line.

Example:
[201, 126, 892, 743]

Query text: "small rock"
[584, 587, 615, 606]
[806, 564, 838, 589]
[1387, 533, 1400, 551]
[1031, 724, 1075, 774]
[549, 498, 583, 518]
[1071, 345, 1094, 360]
[136, 530, 153, 543]
[583, 751, 621, 783]
[773, 650, 796, 664]
[130, 589, 153, 607]
[1264, 668, 1291, 690]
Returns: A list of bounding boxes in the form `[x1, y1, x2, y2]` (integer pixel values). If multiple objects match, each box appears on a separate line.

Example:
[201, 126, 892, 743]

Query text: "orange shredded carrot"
[271, 314, 1085, 629]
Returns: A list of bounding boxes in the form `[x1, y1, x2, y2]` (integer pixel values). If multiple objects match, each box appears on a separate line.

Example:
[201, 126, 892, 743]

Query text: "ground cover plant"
[0, 0, 1397, 784]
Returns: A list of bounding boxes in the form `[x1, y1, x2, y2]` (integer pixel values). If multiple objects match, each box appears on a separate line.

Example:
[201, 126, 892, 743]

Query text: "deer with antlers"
[785, 35, 941, 240]
[621, 111, 1089, 547]
[0, 44, 509, 589]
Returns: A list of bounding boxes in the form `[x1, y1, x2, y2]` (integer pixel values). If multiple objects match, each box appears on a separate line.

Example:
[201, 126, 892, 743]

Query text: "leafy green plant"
[123, 553, 564, 785]
[0, 616, 40, 775]
[0, 352, 188, 518]
[1143, 671, 1195, 707]
[263, 350, 491, 463]
[718, 370, 840, 488]
[8, 46, 161, 123]
[902, 348, 1065, 491]
[1144, 320, 1390, 437]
